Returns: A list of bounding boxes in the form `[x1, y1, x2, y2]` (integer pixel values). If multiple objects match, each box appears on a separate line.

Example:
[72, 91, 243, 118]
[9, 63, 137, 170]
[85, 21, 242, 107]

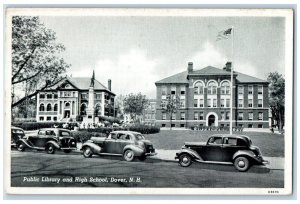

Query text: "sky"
[40, 16, 285, 99]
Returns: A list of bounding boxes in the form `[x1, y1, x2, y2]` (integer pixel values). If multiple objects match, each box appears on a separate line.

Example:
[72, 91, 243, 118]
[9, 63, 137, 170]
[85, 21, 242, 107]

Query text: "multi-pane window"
[226, 112, 230, 120]
[207, 81, 217, 95]
[64, 92, 71, 97]
[46, 104, 52, 111]
[248, 124, 253, 128]
[199, 112, 204, 120]
[248, 112, 253, 120]
[238, 86, 244, 95]
[213, 99, 217, 107]
[194, 99, 198, 107]
[258, 112, 263, 120]
[40, 94, 45, 99]
[207, 99, 211, 107]
[180, 86, 185, 95]
[221, 112, 225, 120]
[47, 94, 52, 99]
[54, 104, 58, 111]
[199, 99, 204, 107]
[238, 99, 243, 107]
[221, 81, 230, 94]
[194, 82, 204, 95]
[248, 99, 253, 107]
[180, 112, 185, 120]
[258, 86, 263, 95]
[162, 113, 166, 120]
[248, 85, 253, 95]
[258, 99, 263, 107]
[81, 93, 87, 99]
[47, 116, 51, 121]
[194, 112, 199, 120]
[96, 93, 101, 100]
[238, 112, 243, 120]
[39, 104, 45, 111]
[171, 86, 176, 95]
[258, 124, 263, 128]
[172, 113, 176, 120]
[54, 94, 58, 99]
[226, 99, 230, 107]
[162, 87, 167, 96]
[180, 99, 185, 108]
[221, 99, 225, 107]
[39, 117, 44, 121]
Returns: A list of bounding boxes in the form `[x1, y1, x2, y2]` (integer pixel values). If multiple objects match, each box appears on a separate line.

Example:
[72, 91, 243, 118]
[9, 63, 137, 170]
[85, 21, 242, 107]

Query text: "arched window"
[194, 81, 204, 95]
[54, 104, 58, 111]
[221, 81, 230, 94]
[46, 104, 52, 111]
[39, 104, 45, 111]
[65, 102, 70, 109]
[207, 81, 217, 95]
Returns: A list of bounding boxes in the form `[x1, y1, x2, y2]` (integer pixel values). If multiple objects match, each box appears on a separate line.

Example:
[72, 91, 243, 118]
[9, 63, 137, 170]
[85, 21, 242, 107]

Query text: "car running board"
[194, 159, 233, 165]
[98, 153, 123, 156]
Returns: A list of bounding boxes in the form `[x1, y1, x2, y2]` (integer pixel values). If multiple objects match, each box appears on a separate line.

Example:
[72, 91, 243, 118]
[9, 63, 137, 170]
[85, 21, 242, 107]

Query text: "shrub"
[72, 130, 107, 143]
[98, 116, 121, 124]
[129, 124, 160, 134]
[11, 122, 79, 131]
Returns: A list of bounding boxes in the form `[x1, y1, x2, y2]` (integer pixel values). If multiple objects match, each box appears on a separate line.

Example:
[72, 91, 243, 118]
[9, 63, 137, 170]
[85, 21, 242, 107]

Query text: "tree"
[123, 93, 149, 122]
[11, 16, 70, 108]
[267, 72, 285, 131]
[160, 94, 181, 130]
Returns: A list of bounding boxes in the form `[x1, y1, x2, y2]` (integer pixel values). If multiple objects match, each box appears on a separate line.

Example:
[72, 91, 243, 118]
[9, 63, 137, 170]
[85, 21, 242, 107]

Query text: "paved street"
[11, 150, 284, 188]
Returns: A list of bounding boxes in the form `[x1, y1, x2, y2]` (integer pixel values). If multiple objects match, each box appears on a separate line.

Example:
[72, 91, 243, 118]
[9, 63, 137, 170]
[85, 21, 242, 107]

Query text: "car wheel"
[16, 143, 25, 152]
[179, 153, 192, 167]
[46, 144, 56, 154]
[63, 149, 72, 153]
[138, 155, 147, 161]
[82, 146, 93, 158]
[123, 149, 135, 162]
[234, 156, 250, 172]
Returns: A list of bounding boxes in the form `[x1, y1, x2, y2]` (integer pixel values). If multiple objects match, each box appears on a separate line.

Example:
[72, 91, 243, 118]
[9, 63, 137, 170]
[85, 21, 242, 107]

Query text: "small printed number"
[268, 190, 279, 194]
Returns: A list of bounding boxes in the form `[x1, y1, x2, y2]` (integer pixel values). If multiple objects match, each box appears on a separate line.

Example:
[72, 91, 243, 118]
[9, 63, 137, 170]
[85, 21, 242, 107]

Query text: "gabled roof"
[189, 66, 233, 76]
[155, 65, 268, 84]
[43, 77, 115, 95]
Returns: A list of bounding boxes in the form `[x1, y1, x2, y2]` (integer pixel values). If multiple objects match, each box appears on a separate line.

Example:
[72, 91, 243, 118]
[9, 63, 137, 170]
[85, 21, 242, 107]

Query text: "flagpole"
[230, 26, 234, 135]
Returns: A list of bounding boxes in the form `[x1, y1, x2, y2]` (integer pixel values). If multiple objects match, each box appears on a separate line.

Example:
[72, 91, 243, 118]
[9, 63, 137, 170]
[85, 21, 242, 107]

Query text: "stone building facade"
[36, 72, 115, 122]
[155, 62, 269, 129]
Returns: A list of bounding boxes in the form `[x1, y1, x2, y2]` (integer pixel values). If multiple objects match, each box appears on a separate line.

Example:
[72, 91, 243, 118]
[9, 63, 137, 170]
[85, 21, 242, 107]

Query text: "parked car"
[16, 128, 77, 154]
[81, 131, 157, 161]
[11, 126, 26, 148]
[175, 134, 268, 172]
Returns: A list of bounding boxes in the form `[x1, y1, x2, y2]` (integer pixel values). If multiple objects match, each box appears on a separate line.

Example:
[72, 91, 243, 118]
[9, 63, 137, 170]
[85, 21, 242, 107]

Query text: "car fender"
[45, 140, 60, 149]
[81, 142, 102, 154]
[176, 148, 203, 161]
[232, 150, 258, 162]
[16, 139, 34, 148]
[123, 145, 144, 157]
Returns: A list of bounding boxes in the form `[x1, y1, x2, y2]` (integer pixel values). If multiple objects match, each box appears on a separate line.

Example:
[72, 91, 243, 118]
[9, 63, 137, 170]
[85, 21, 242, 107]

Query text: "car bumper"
[145, 152, 157, 156]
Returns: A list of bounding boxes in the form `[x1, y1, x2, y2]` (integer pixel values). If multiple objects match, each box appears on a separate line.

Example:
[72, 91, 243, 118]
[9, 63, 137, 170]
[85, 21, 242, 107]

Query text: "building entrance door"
[208, 115, 215, 126]
[64, 110, 70, 118]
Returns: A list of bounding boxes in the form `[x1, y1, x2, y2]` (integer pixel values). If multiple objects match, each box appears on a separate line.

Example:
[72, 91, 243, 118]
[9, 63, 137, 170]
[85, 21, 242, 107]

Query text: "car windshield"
[134, 134, 145, 140]
[60, 131, 71, 137]
[12, 129, 24, 135]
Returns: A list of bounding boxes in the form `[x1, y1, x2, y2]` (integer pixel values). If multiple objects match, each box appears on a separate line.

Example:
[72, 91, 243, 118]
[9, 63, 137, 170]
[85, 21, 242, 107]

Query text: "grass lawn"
[145, 130, 284, 157]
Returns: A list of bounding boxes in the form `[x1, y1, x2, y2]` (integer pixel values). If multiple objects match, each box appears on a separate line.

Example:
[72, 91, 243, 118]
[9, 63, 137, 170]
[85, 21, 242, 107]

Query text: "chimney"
[108, 79, 111, 91]
[188, 62, 193, 73]
[225, 62, 232, 72]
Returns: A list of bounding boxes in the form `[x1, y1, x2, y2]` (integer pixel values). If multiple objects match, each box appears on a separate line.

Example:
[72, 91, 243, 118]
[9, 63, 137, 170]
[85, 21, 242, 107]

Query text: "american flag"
[216, 28, 232, 41]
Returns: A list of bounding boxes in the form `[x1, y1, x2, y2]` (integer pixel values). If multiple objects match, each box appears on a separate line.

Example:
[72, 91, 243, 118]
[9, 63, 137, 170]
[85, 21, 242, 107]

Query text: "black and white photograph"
[4, 8, 293, 195]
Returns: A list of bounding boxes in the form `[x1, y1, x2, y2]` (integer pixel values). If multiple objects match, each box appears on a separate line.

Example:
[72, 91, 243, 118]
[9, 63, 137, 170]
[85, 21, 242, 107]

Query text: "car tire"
[82, 146, 93, 158]
[179, 153, 192, 167]
[16, 143, 25, 152]
[46, 144, 56, 154]
[234, 156, 250, 172]
[63, 149, 72, 153]
[123, 149, 135, 162]
[138, 155, 147, 161]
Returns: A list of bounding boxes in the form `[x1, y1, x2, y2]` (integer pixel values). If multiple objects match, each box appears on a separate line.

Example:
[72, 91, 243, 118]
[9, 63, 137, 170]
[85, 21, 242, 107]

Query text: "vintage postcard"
[4, 8, 293, 195]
